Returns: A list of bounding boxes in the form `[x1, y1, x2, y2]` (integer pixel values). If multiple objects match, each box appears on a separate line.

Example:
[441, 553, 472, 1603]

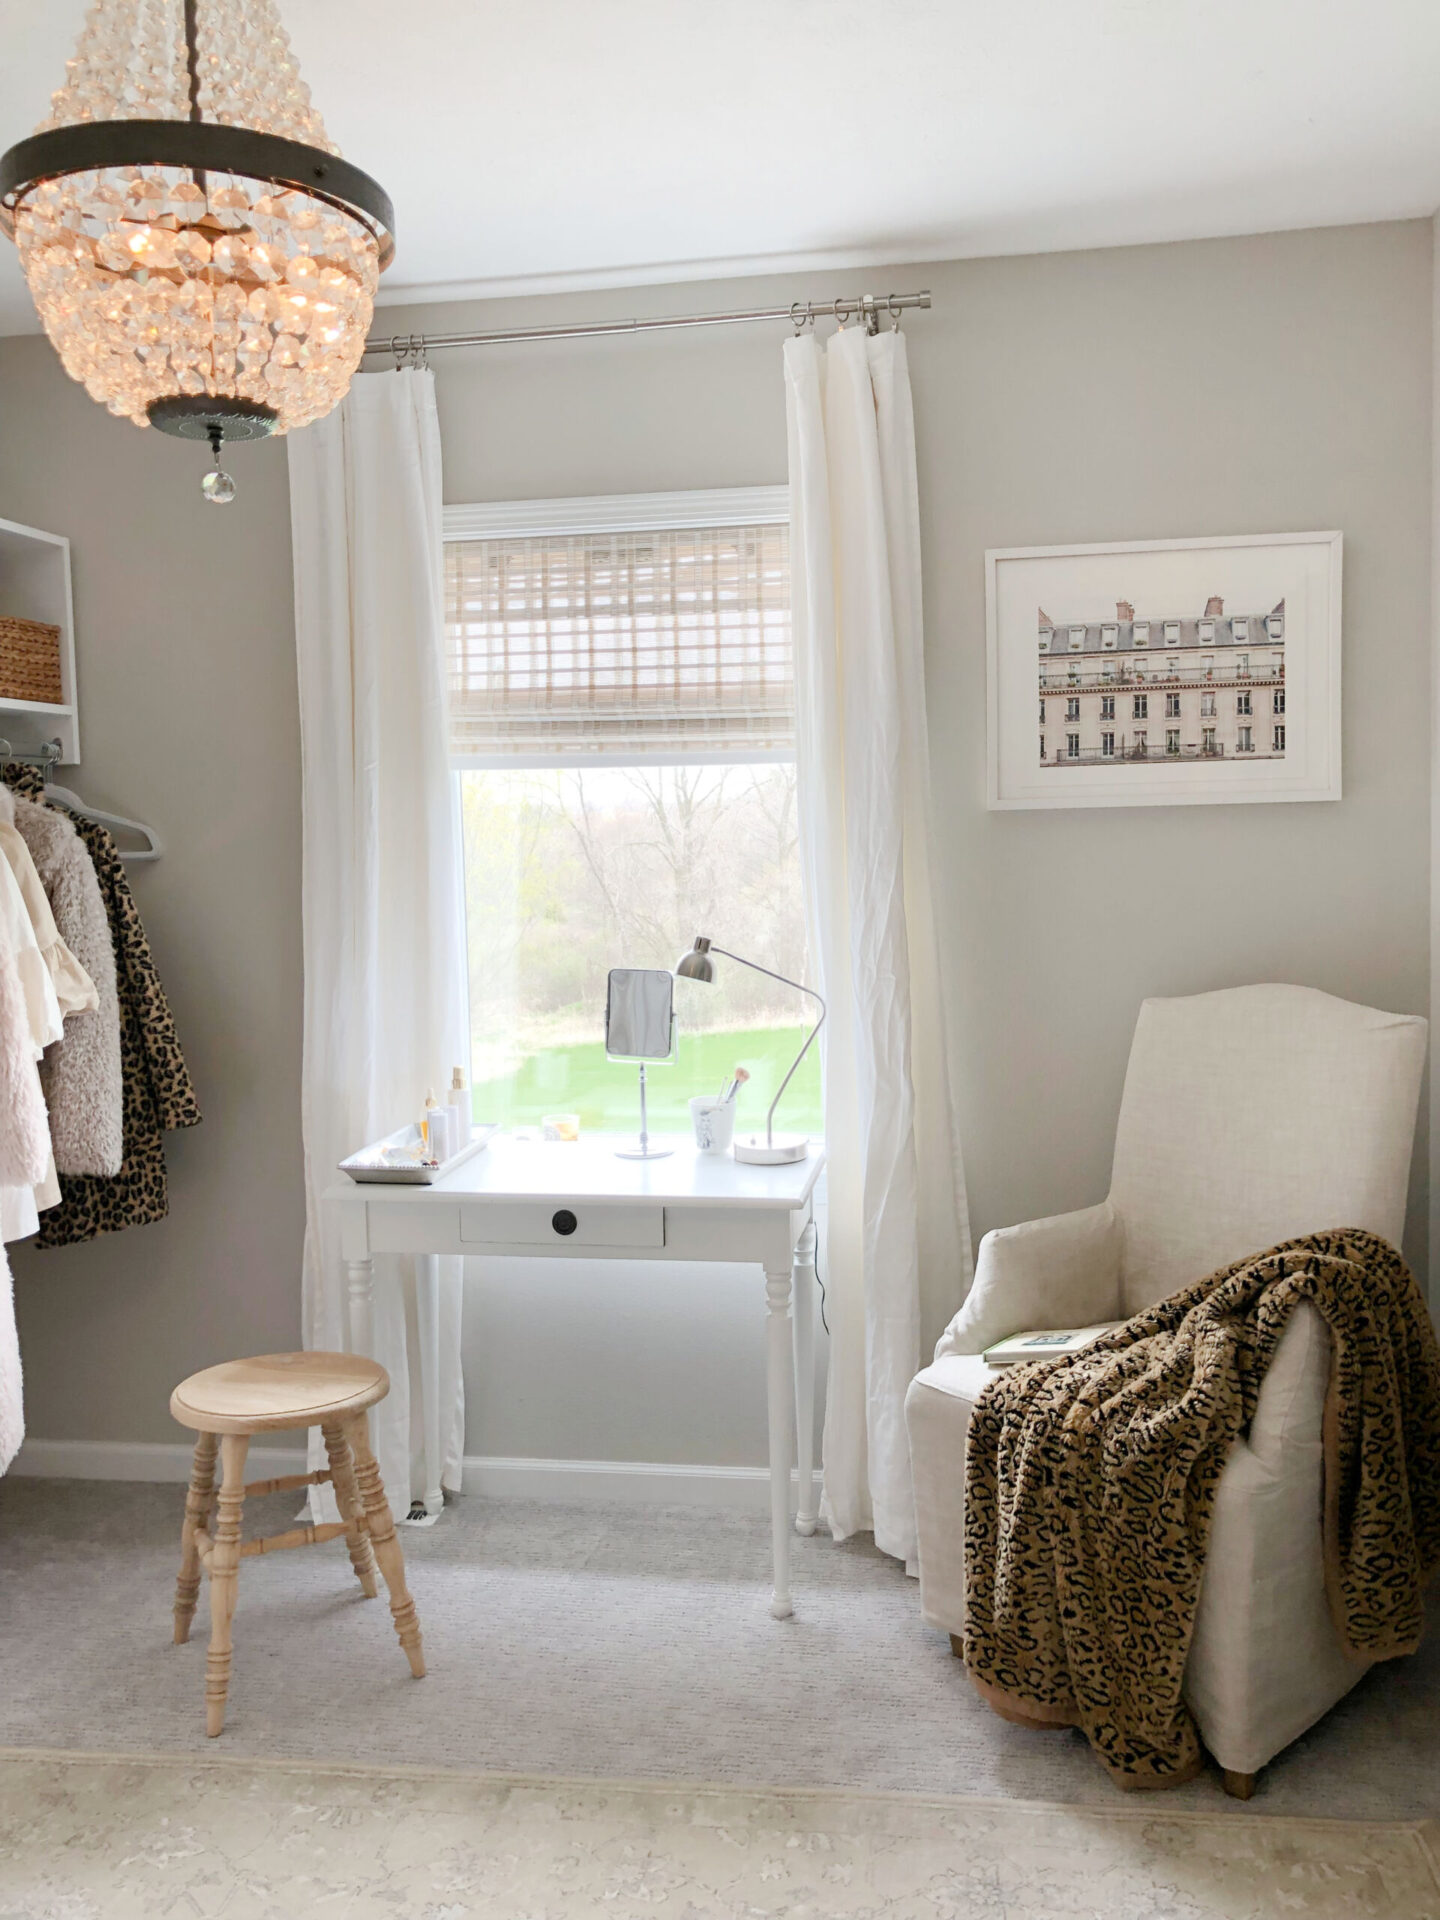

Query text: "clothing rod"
[0, 737, 61, 766]
[364, 288, 932, 359]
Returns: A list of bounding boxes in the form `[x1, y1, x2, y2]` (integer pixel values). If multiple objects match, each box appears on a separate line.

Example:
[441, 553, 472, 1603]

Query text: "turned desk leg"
[411, 1253, 444, 1521]
[346, 1256, 375, 1360]
[173, 1430, 218, 1644]
[791, 1220, 818, 1537]
[764, 1261, 796, 1620]
[205, 1433, 249, 1737]
[347, 1411, 426, 1677]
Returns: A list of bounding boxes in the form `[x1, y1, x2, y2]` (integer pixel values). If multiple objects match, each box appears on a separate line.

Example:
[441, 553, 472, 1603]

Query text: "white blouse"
[0, 850, 63, 1241]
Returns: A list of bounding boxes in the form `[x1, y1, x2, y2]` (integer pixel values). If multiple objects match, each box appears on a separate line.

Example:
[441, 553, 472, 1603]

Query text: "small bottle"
[449, 1064, 471, 1147]
[423, 1088, 445, 1164]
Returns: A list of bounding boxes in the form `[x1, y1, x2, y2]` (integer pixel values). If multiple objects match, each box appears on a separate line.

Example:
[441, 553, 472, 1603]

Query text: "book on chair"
[982, 1324, 1122, 1368]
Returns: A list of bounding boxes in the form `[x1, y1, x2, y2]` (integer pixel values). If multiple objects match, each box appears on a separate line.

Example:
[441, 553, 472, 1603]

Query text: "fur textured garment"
[962, 1228, 1440, 1790]
[2, 788, 122, 1177]
[0, 764, 200, 1246]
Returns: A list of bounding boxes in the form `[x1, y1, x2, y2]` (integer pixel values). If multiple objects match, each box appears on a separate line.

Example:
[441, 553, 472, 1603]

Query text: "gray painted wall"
[1, 217, 1431, 1464]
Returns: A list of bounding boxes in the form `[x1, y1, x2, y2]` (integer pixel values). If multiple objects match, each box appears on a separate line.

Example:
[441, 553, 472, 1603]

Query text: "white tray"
[339, 1121, 500, 1185]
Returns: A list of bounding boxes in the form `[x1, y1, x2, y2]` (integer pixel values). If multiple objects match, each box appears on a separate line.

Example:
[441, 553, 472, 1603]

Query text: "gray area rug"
[1, 1478, 1436, 1820]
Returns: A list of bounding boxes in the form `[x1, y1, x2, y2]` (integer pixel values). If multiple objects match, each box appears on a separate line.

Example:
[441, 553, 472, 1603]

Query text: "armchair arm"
[934, 1200, 1123, 1358]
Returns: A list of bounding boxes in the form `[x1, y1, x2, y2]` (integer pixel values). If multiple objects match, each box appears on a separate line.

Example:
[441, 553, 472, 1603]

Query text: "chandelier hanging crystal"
[0, 0, 394, 501]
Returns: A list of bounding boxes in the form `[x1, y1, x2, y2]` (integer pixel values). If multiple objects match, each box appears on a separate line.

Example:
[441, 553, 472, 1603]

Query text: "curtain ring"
[790, 300, 807, 336]
[887, 293, 903, 332]
[390, 334, 404, 370]
[409, 332, 428, 370]
[833, 298, 851, 330]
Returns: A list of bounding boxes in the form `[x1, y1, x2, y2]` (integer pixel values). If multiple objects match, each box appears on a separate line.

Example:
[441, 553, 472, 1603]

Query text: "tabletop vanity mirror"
[605, 968, 676, 1160]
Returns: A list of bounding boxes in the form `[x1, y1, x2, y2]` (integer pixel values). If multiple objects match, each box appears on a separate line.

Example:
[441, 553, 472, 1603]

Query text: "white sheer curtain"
[288, 368, 468, 1518]
[784, 324, 972, 1565]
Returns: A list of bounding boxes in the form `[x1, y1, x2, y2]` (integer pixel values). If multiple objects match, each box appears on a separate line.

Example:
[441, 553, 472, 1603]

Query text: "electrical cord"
[814, 1232, 829, 1335]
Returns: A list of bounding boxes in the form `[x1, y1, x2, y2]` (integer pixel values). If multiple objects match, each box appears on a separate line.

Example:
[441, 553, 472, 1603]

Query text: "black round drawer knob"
[551, 1208, 578, 1236]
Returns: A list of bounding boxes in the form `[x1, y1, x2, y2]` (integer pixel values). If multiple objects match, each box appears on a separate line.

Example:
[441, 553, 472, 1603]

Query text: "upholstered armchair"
[906, 983, 1427, 1795]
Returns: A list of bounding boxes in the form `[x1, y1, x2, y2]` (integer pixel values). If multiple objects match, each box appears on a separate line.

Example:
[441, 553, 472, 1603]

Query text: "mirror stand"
[615, 1062, 674, 1160]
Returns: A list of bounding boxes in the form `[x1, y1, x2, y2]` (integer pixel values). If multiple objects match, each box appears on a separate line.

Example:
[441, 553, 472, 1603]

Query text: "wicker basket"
[0, 617, 63, 705]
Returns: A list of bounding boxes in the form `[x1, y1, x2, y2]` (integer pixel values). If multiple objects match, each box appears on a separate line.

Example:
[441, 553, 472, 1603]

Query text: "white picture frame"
[986, 531, 1342, 809]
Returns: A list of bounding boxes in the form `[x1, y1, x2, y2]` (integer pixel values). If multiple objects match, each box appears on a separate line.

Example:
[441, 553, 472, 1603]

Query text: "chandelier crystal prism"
[0, 0, 393, 494]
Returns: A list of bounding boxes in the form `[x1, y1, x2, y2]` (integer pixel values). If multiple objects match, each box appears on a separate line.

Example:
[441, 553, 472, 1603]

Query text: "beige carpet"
[3, 1747, 1437, 1919]
[1, 1478, 1438, 1819]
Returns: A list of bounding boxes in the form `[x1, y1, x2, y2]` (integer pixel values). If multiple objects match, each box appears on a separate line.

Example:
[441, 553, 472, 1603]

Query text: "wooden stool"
[169, 1351, 425, 1736]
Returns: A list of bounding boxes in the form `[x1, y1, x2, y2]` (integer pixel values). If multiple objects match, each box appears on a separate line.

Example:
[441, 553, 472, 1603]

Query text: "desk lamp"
[674, 936, 825, 1164]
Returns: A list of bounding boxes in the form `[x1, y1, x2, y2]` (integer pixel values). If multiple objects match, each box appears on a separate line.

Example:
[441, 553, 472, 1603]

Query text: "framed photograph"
[986, 531, 1341, 809]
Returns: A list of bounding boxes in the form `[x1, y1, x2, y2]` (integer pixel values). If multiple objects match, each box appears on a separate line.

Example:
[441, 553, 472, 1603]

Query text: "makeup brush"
[723, 1066, 750, 1105]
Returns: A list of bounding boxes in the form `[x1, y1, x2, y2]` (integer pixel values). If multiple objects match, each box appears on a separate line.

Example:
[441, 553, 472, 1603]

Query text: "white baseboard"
[11, 1439, 309, 1483]
[10, 1439, 821, 1512]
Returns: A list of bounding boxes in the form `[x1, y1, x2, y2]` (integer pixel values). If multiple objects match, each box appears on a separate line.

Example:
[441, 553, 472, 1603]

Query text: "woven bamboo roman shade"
[444, 520, 792, 758]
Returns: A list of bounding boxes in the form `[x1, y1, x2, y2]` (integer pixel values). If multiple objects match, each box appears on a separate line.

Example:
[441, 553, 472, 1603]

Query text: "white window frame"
[442, 485, 791, 770]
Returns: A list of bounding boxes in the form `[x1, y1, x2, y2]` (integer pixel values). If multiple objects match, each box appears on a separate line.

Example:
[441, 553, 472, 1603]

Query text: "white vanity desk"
[325, 1132, 825, 1618]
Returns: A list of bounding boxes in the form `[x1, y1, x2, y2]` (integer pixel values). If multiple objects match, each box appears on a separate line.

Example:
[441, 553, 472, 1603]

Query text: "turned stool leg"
[205, 1432, 250, 1736]
[346, 1412, 425, 1678]
[322, 1418, 378, 1598]
[173, 1430, 218, 1644]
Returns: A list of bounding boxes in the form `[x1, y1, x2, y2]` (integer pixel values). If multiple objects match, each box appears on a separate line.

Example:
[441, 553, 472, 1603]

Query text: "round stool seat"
[170, 1351, 390, 1434]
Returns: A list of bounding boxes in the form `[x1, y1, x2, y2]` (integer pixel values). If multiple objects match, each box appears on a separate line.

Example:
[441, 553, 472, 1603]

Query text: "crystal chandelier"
[0, 0, 394, 502]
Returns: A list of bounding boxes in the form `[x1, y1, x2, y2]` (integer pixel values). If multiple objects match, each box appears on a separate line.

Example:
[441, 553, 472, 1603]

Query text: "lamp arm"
[709, 946, 826, 1146]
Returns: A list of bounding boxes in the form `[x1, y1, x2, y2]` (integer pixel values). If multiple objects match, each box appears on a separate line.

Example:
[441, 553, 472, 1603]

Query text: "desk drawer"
[458, 1201, 666, 1249]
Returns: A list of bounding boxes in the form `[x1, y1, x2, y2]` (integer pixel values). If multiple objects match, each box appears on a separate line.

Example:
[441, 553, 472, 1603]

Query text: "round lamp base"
[733, 1133, 809, 1166]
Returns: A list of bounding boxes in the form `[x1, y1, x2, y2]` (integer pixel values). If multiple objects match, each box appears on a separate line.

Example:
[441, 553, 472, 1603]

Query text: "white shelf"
[0, 516, 78, 765]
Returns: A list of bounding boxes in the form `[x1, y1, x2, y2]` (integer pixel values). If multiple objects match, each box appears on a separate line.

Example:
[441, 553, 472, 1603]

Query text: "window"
[1201, 691, 1216, 717]
[1101, 659, 1115, 682]
[1133, 621, 1150, 647]
[1198, 619, 1214, 644]
[1232, 616, 1249, 642]
[1065, 696, 1080, 721]
[1273, 650, 1284, 674]
[1273, 689, 1285, 714]
[1066, 732, 1080, 759]
[1237, 725, 1253, 752]
[1068, 626, 1086, 651]
[1133, 693, 1148, 719]
[1267, 614, 1284, 640]
[1162, 621, 1179, 645]
[1165, 691, 1181, 717]
[1166, 656, 1178, 677]
[1236, 653, 1250, 677]
[1201, 654, 1214, 678]
[1166, 728, 1180, 755]
[1100, 624, 1118, 650]
[1202, 726, 1217, 755]
[1068, 662, 1080, 685]
[1133, 731, 1148, 757]
[1038, 629, 1051, 653]
[1039, 698, 1046, 724]
[1236, 691, 1252, 716]
[1039, 734, 1046, 760]
[445, 492, 818, 1131]
[1273, 724, 1286, 751]
[1101, 731, 1115, 757]
[1100, 693, 1115, 720]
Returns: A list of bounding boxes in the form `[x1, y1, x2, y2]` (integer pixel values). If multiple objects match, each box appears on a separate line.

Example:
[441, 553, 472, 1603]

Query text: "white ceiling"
[2, 0, 1439, 336]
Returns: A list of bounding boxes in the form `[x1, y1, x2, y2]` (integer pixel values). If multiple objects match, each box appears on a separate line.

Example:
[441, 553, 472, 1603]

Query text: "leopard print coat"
[2, 764, 200, 1246]
[962, 1228, 1440, 1790]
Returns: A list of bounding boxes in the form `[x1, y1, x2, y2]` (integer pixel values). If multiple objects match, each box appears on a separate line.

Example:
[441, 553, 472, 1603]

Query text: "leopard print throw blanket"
[962, 1227, 1440, 1790]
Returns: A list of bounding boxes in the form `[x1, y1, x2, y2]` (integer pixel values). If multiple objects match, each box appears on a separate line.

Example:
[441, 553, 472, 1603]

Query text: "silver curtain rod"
[364, 289, 932, 362]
